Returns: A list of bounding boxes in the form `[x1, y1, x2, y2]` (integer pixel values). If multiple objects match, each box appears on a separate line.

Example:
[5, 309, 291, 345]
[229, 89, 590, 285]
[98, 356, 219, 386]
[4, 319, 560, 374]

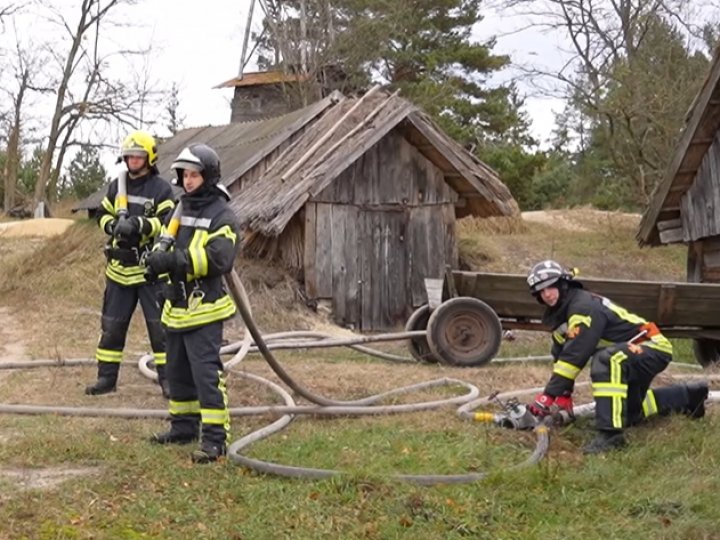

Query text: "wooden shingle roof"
[231, 87, 518, 236]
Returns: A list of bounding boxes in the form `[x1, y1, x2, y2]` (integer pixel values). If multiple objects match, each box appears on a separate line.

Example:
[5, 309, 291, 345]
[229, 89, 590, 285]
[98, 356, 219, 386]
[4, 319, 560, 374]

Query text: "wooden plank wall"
[681, 132, 720, 241]
[702, 235, 720, 282]
[308, 129, 458, 330]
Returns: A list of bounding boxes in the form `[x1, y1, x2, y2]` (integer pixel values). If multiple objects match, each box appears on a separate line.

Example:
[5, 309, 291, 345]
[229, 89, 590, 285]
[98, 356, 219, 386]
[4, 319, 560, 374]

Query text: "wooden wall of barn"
[687, 235, 720, 283]
[682, 132, 720, 282]
[681, 132, 720, 242]
[231, 85, 297, 123]
[304, 129, 458, 331]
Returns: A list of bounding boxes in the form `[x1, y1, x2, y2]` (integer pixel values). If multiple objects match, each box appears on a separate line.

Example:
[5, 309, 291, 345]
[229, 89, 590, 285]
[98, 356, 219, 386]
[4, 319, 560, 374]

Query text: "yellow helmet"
[121, 130, 158, 167]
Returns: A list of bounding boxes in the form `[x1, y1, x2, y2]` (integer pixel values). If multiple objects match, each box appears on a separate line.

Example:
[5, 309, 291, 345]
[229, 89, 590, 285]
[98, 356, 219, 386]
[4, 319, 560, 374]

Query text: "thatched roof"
[231, 88, 518, 236]
[72, 92, 342, 212]
[637, 47, 720, 246]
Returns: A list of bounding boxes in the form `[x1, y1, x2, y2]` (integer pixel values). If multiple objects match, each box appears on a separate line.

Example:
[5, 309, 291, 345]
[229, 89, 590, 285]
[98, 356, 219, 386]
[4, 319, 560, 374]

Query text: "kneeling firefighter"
[86, 130, 175, 397]
[145, 143, 240, 464]
[526, 260, 709, 454]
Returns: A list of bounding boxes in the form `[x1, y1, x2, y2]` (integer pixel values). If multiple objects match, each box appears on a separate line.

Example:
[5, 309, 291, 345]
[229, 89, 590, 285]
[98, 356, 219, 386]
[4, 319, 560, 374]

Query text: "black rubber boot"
[685, 382, 709, 419]
[191, 442, 226, 464]
[85, 362, 119, 396]
[149, 431, 199, 445]
[583, 430, 627, 455]
[85, 376, 117, 396]
[156, 364, 170, 399]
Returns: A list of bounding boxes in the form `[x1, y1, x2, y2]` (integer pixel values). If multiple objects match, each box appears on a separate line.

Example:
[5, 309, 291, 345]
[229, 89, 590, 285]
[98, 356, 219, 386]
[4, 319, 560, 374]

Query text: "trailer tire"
[426, 297, 502, 367]
[693, 338, 720, 367]
[405, 305, 440, 363]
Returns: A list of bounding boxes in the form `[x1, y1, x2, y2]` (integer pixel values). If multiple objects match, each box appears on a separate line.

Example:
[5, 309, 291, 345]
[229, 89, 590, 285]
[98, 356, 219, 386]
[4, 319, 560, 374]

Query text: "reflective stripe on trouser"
[95, 279, 166, 377]
[590, 343, 671, 431]
[166, 321, 229, 446]
[166, 399, 201, 438]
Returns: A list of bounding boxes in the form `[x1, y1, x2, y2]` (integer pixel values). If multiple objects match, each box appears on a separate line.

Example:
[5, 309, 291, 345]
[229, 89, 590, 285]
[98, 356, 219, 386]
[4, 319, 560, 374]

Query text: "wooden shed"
[637, 47, 720, 362]
[232, 88, 519, 331]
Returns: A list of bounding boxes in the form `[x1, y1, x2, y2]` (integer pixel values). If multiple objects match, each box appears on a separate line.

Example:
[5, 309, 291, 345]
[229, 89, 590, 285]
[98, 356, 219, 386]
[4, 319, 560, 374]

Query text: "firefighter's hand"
[130, 216, 153, 235]
[145, 249, 187, 276]
[528, 393, 555, 417]
[555, 394, 574, 416]
[114, 216, 139, 239]
[103, 218, 118, 236]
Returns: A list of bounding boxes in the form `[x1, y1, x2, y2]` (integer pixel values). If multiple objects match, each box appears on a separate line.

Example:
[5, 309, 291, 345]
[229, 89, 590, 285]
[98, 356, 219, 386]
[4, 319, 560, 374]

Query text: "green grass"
[0, 413, 718, 539]
[0, 208, 717, 538]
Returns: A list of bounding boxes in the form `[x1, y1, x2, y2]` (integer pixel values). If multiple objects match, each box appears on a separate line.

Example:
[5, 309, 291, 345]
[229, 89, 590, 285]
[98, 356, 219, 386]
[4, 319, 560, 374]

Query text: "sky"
[133, 0, 570, 146]
[1, 0, 571, 175]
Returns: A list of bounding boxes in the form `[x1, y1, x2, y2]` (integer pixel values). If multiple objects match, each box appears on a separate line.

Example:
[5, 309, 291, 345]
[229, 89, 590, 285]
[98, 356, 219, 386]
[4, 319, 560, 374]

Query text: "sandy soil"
[522, 208, 640, 232]
[0, 218, 76, 238]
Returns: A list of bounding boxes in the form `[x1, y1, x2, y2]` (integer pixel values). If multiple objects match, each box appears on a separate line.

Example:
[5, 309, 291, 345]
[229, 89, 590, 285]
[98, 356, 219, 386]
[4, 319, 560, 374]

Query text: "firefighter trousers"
[590, 343, 690, 431]
[165, 322, 229, 446]
[95, 279, 166, 379]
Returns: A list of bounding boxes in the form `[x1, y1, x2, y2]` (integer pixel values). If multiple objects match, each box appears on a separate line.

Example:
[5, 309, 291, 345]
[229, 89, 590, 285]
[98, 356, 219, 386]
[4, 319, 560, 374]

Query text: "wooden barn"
[232, 87, 518, 331]
[637, 47, 720, 362]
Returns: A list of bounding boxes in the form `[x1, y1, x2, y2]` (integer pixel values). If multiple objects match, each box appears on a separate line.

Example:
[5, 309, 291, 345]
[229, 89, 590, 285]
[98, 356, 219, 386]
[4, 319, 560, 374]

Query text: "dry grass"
[458, 208, 686, 281]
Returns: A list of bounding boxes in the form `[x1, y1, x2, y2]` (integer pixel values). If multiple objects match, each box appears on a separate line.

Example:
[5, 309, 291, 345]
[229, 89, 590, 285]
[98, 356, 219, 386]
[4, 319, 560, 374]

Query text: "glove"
[113, 216, 140, 240]
[555, 394, 574, 416]
[133, 216, 153, 236]
[145, 249, 187, 277]
[528, 393, 555, 417]
[103, 218, 118, 236]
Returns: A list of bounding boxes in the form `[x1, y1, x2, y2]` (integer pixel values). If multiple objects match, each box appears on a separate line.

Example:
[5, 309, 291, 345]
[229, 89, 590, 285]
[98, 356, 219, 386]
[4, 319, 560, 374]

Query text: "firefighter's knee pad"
[100, 317, 131, 349]
[589, 348, 614, 381]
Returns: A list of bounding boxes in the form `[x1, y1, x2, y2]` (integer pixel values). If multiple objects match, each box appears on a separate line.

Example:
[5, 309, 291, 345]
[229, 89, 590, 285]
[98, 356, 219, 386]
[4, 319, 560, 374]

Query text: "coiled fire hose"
[0, 261, 715, 482]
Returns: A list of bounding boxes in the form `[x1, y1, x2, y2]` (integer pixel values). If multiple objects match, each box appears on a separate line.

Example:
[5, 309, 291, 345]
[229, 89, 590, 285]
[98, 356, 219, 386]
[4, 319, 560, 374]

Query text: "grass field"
[0, 209, 717, 539]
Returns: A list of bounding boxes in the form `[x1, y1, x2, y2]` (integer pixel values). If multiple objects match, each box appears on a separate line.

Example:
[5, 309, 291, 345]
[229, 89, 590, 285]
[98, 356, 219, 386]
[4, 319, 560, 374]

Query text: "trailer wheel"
[693, 338, 720, 367]
[426, 297, 502, 367]
[405, 304, 440, 363]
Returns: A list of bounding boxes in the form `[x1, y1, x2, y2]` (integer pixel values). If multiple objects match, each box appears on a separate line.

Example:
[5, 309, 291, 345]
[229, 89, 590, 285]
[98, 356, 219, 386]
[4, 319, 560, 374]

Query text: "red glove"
[555, 394, 574, 414]
[529, 393, 555, 417]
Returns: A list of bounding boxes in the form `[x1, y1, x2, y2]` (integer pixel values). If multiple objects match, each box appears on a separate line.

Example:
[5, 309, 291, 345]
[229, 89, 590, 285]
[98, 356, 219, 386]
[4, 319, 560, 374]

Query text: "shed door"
[358, 209, 409, 331]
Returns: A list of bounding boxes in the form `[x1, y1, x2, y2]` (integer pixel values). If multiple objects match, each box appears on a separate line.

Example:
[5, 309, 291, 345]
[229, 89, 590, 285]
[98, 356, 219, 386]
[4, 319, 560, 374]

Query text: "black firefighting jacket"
[98, 172, 175, 286]
[543, 286, 673, 396]
[159, 187, 240, 332]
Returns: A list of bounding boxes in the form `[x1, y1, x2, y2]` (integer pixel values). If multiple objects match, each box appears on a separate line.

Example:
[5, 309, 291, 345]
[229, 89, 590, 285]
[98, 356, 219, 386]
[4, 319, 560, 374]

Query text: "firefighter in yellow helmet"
[86, 130, 175, 397]
[526, 260, 709, 454]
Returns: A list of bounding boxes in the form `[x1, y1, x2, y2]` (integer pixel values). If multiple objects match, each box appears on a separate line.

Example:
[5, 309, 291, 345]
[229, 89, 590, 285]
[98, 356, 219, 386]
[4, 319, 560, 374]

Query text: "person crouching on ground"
[145, 143, 239, 464]
[526, 259, 708, 454]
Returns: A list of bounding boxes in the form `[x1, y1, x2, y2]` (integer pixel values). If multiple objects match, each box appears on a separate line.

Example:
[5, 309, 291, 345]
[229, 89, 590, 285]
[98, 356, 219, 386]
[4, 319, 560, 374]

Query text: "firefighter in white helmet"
[146, 143, 239, 464]
[527, 260, 708, 454]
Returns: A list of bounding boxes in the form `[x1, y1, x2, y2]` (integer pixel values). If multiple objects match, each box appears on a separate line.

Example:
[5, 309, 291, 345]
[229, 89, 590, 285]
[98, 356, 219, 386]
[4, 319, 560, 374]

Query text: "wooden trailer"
[406, 270, 720, 367]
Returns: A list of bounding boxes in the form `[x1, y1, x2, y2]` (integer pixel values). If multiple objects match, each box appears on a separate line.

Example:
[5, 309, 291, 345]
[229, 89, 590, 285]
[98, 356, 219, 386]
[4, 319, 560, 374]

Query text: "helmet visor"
[171, 148, 204, 173]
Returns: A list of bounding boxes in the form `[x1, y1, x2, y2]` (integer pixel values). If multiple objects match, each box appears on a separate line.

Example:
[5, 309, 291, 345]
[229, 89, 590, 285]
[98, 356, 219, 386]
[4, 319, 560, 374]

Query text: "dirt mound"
[0, 218, 76, 238]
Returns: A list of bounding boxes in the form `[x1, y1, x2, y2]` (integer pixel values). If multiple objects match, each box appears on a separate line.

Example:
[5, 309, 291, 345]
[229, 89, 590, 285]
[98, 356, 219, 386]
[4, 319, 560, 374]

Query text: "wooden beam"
[689, 138, 715, 145]
[669, 182, 693, 193]
[657, 218, 683, 232]
[659, 227, 685, 244]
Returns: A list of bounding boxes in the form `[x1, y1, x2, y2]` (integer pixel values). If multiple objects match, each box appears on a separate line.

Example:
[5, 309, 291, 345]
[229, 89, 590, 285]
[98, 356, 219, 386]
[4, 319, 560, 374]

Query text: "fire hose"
[0, 200, 715, 482]
[0, 269, 715, 484]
